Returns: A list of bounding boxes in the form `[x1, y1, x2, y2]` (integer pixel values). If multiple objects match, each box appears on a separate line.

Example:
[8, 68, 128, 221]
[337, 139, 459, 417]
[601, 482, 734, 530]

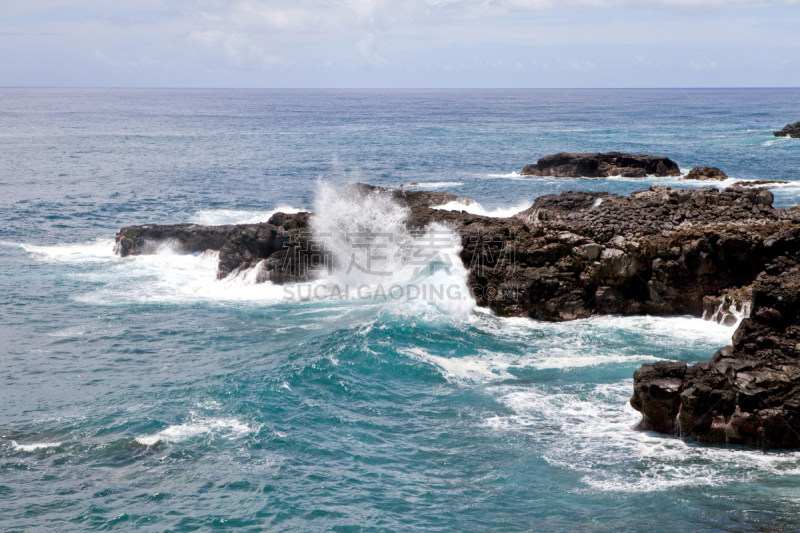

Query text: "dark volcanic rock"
[774, 122, 800, 138]
[474, 184, 790, 320]
[114, 184, 457, 283]
[115, 224, 235, 257]
[734, 180, 790, 187]
[344, 182, 456, 209]
[631, 241, 800, 448]
[116, 212, 314, 282]
[116, 183, 795, 319]
[683, 167, 728, 181]
[116, 182, 800, 447]
[520, 152, 681, 178]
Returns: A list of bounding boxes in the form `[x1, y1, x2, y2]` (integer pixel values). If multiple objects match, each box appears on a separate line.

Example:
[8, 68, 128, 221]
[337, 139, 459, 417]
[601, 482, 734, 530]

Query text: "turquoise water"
[2, 89, 800, 531]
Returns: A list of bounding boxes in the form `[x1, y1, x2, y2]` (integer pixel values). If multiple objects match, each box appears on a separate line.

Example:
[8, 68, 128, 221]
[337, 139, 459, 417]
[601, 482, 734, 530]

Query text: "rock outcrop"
[683, 167, 728, 181]
[116, 183, 794, 319]
[115, 183, 459, 283]
[631, 243, 800, 448]
[115, 182, 800, 447]
[734, 180, 789, 187]
[774, 122, 800, 138]
[116, 212, 314, 282]
[459, 184, 789, 320]
[116, 224, 235, 258]
[344, 183, 457, 209]
[520, 152, 681, 178]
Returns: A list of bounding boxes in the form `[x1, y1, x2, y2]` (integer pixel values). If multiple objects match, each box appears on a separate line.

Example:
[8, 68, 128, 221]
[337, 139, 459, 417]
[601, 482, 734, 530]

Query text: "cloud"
[2, 0, 799, 87]
[689, 57, 719, 70]
[356, 33, 388, 65]
[185, 30, 289, 69]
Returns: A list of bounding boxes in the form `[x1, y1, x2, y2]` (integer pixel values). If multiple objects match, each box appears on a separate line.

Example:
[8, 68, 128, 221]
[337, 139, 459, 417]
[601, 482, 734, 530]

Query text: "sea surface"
[2, 89, 800, 532]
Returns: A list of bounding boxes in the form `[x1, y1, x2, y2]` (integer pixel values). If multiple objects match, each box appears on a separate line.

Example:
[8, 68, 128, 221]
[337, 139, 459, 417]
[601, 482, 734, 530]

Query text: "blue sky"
[1, 0, 799, 88]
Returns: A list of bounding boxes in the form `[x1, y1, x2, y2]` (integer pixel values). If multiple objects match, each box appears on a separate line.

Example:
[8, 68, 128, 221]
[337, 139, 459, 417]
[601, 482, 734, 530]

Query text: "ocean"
[2, 88, 800, 531]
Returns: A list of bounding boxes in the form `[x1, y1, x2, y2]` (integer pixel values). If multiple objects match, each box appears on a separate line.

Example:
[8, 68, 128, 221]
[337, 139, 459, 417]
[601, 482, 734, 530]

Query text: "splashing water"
[304, 182, 475, 317]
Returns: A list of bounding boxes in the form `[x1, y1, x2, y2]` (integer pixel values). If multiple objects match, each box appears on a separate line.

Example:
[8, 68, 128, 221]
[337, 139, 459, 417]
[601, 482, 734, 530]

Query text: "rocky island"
[774, 122, 800, 138]
[520, 152, 681, 178]
[682, 167, 728, 181]
[116, 182, 800, 448]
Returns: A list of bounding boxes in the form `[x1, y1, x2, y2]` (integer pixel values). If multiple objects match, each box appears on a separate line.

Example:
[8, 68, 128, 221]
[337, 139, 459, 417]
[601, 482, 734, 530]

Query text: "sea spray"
[311, 182, 414, 282]
[305, 182, 476, 317]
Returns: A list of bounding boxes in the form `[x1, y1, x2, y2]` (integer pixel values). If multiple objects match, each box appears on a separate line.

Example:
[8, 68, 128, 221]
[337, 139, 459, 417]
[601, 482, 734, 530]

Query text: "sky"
[1, 0, 799, 88]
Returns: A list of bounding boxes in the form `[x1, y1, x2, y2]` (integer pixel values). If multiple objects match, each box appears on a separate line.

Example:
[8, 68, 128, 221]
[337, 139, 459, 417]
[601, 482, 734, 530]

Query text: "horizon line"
[1, 86, 800, 91]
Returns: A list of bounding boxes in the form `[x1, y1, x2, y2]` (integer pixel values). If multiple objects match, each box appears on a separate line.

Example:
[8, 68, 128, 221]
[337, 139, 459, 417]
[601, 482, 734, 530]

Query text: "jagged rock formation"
[455, 185, 790, 320]
[774, 122, 800, 138]
[735, 180, 789, 187]
[702, 286, 752, 327]
[115, 183, 459, 282]
[116, 224, 233, 258]
[344, 183, 457, 209]
[116, 212, 313, 282]
[683, 167, 728, 181]
[116, 183, 794, 319]
[631, 242, 800, 448]
[115, 182, 800, 447]
[520, 152, 681, 178]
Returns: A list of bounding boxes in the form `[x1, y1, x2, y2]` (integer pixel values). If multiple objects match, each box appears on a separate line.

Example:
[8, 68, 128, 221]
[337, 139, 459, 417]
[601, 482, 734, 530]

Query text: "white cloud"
[2, 0, 800, 86]
[356, 33, 388, 65]
[689, 57, 719, 70]
[185, 30, 288, 69]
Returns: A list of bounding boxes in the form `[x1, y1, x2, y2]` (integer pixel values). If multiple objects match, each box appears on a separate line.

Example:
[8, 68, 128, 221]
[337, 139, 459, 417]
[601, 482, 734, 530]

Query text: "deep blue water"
[2, 89, 800, 532]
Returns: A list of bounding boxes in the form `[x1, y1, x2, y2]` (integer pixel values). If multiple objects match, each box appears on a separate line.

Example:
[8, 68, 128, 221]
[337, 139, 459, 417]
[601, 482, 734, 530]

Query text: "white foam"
[134, 417, 253, 446]
[403, 346, 514, 383]
[474, 313, 736, 351]
[762, 136, 795, 146]
[190, 206, 302, 226]
[76, 247, 292, 305]
[485, 381, 800, 492]
[11, 441, 62, 452]
[397, 182, 463, 188]
[7, 239, 117, 263]
[528, 352, 665, 370]
[485, 171, 526, 180]
[308, 183, 476, 318]
[433, 200, 531, 218]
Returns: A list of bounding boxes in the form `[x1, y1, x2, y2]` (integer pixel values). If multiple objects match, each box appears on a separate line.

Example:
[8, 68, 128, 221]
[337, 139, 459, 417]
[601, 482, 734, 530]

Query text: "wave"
[433, 199, 531, 218]
[405, 313, 735, 386]
[485, 171, 527, 180]
[397, 182, 463, 188]
[4, 239, 117, 263]
[13, 184, 476, 319]
[10, 441, 62, 452]
[402, 346, 516, 383]
[135, 417, 253, 446]
[762, 136, 795, 146]
[475, 314, 737, 353]
[308, 182, 476, 318]
[190, 206, 303, 226]
[487, 380, 800, 493]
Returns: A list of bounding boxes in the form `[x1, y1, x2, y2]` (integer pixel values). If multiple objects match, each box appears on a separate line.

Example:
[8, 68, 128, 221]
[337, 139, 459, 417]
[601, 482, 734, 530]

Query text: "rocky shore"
[774, 122, 800, 138]
[116, 182, 800, 448]
[631, 250, 800, 448]
[682, 167, 728, 181]
[520, 152, 681, 178]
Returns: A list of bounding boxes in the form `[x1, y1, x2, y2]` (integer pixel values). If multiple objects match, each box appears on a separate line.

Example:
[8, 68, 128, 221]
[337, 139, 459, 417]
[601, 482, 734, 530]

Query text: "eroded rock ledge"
[774, 122, 800, 139]
[631, 250, 800, 448]
[520, 152, 681, 178]
[115, 183, 800, 447]
[116, 183, 795, 320]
